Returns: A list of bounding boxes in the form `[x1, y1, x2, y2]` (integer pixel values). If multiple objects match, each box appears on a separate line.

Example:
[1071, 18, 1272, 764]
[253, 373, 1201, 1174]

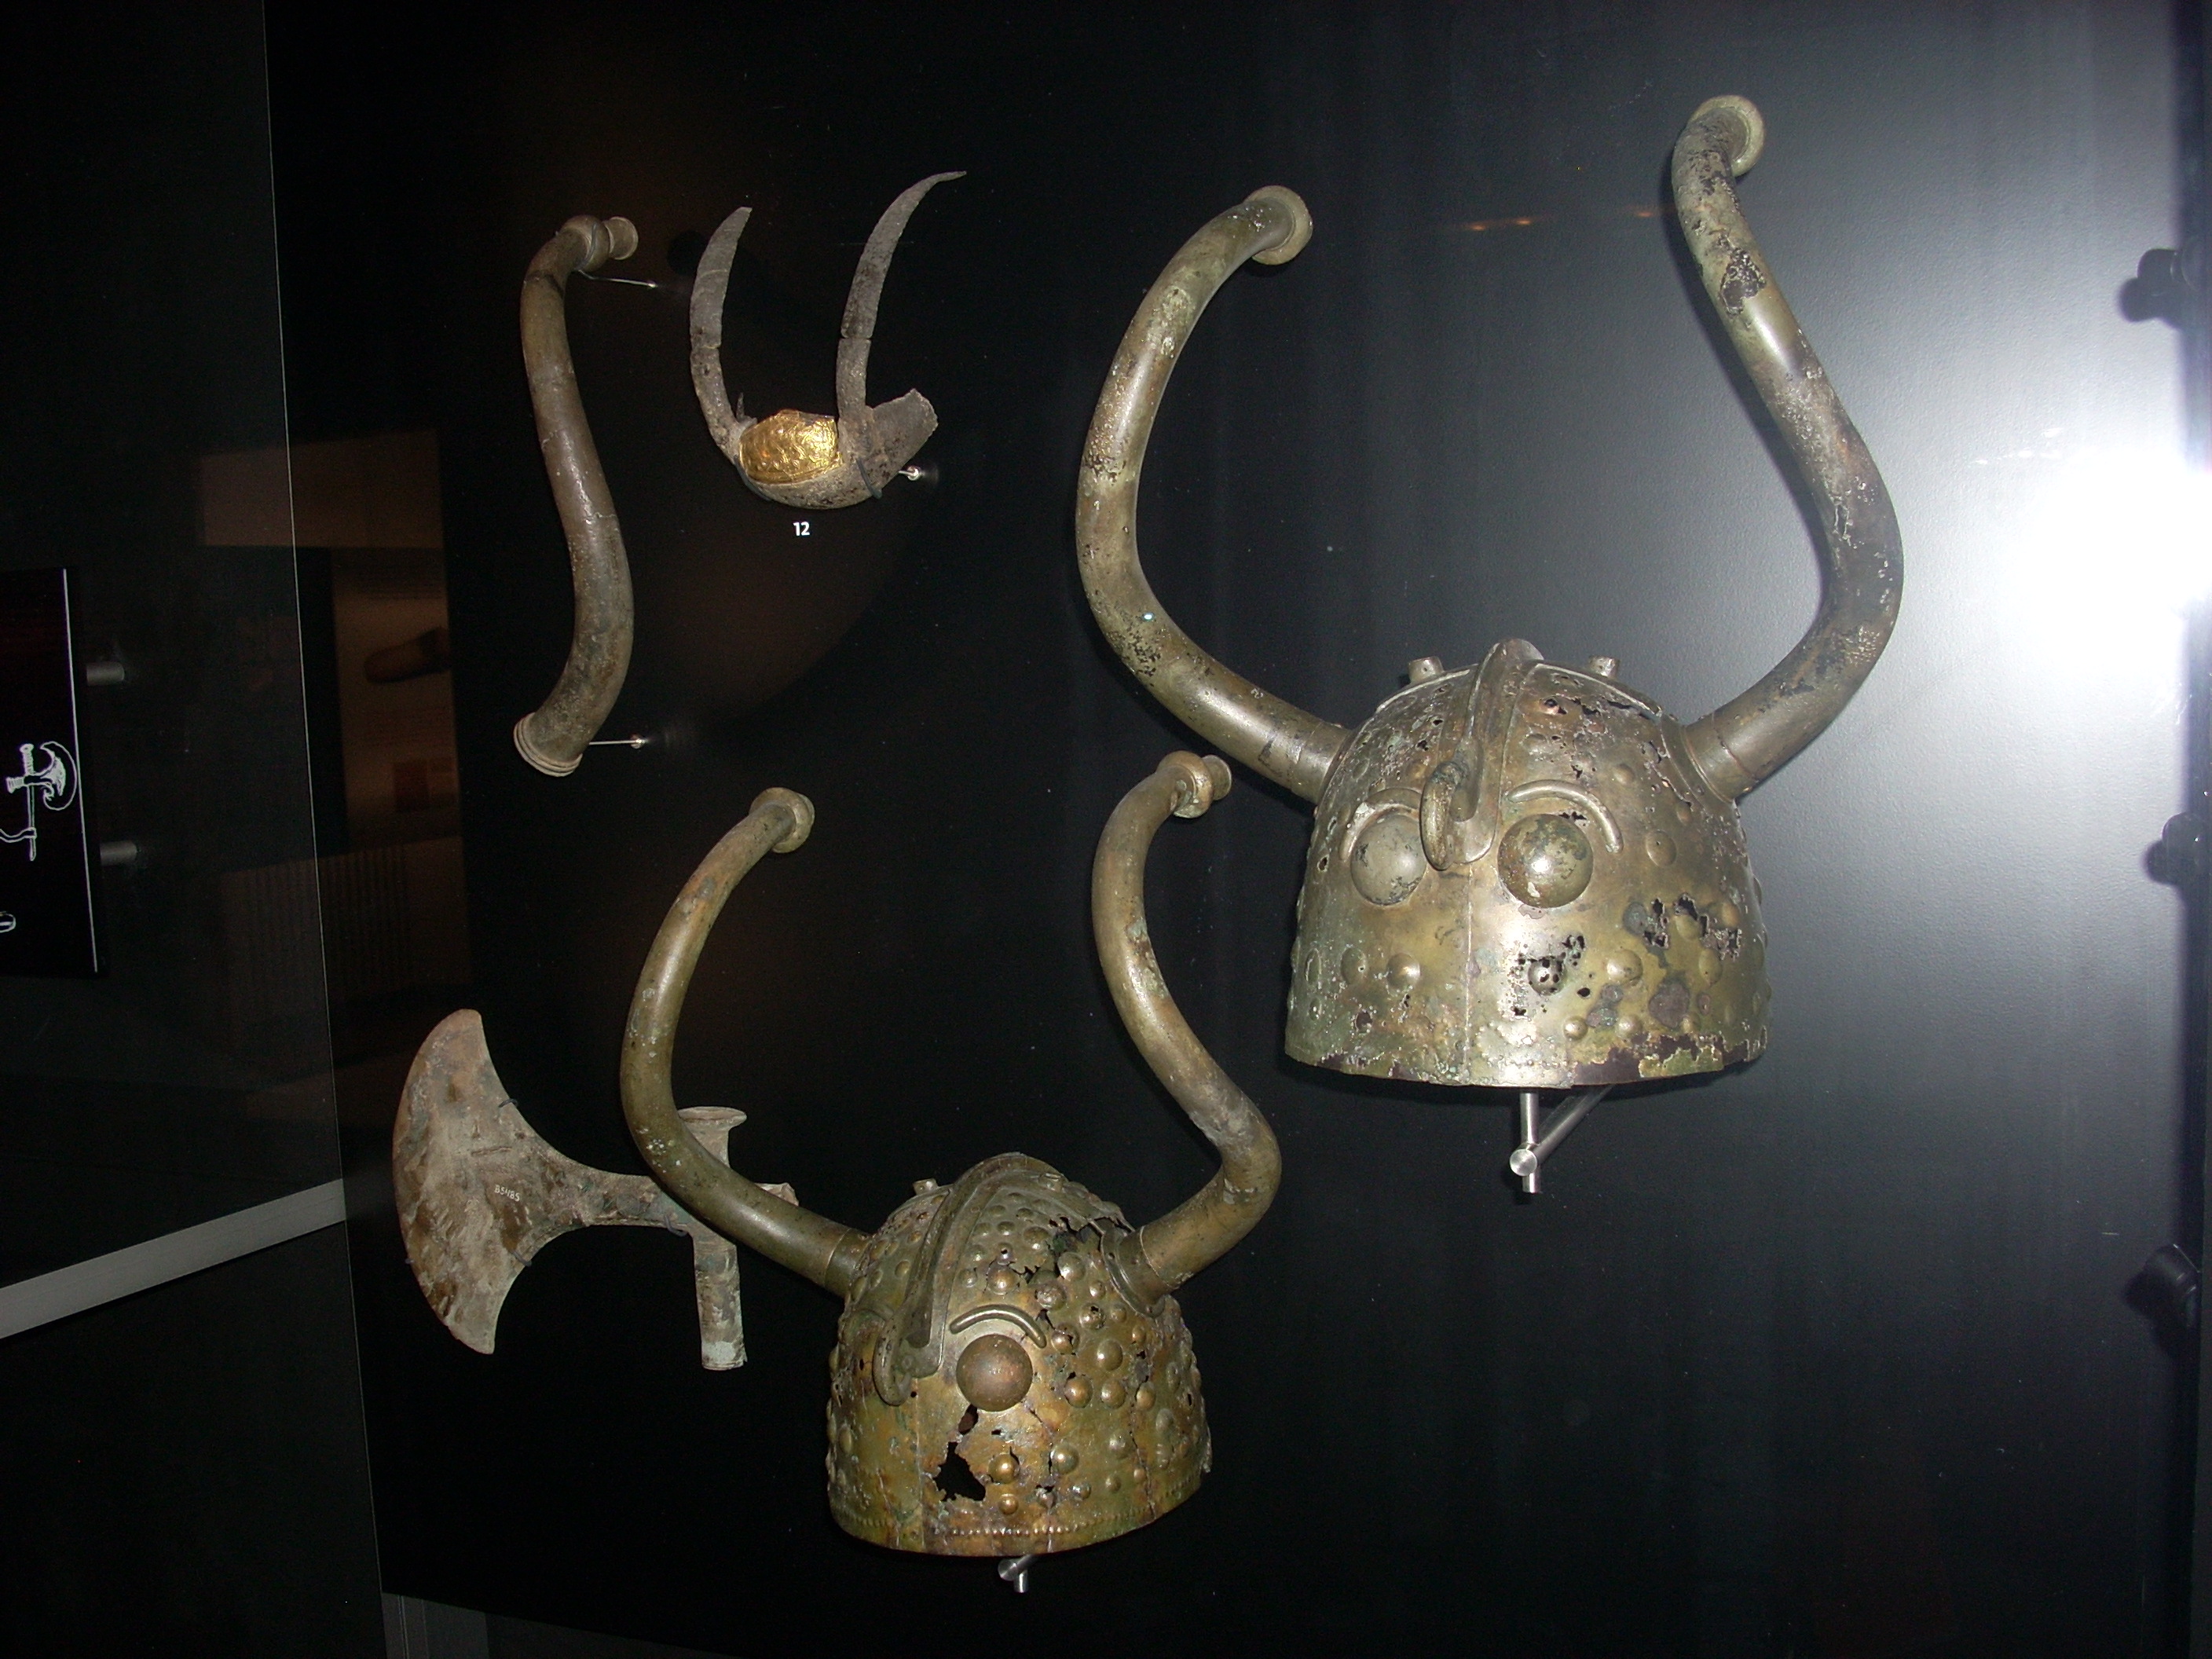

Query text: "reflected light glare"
[2012, 449, 2212, 621]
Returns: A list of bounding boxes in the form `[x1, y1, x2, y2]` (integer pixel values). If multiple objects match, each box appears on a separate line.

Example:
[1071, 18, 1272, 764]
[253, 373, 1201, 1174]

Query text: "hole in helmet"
[932, 1445, 985, 1503]
[1625, 899, 1671, 952]
[933, 1406, 986, 1503]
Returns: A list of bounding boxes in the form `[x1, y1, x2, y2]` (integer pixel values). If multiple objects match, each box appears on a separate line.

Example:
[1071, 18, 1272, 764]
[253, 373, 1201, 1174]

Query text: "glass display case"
[6, 2, 2208, 1654]
[0, 2, 341, 1289]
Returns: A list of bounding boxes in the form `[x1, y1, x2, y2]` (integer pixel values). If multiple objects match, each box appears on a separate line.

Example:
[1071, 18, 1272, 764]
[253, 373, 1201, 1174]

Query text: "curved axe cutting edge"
[394, 1009, 794, 1372]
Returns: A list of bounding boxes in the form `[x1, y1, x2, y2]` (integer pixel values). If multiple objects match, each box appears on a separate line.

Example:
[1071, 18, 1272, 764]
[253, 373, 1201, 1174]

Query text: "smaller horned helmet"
[511, 174, 957, 778]
[1075, 97, 1900, 1185]
[395, 753, 1277, 1562]
[689, 172, 961, 509]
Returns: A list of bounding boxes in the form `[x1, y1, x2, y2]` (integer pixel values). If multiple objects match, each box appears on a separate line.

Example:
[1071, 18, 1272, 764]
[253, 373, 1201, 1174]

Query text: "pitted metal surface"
[394, 1009, 758, 1369]
[511, 213, 640, 777]
[827, 1155, 1207, 1556]
[400, 769, 1270, 1557]
[1287, 644, 1767, 1086]
[604, 764, 1268, 1558]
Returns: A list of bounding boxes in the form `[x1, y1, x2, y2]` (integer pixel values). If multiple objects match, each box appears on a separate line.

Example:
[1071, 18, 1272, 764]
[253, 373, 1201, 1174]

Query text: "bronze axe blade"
[394, 1009, 792, 1370]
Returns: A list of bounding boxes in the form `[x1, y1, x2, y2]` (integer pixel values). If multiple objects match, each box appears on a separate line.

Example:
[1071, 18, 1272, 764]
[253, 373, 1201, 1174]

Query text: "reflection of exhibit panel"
[218, 836, 471, 1037]
[0, 740, 79, 863]
[344, 702, 459, 840]
[0, 569, 99, 976]
[329, 549, 460, 847]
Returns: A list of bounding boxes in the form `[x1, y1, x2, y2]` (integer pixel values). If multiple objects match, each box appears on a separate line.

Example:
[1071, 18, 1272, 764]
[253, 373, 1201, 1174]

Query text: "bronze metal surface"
[1287, 645, 1767, 1086]
[394, 1009, 766, 1369]
[826, 1155, 1210, 1555]
[511, 213, 640, 777]
[606, 760, 1272, 1556]
[689, 172, 961, 509]
[1075, 187, 1348, 802]
[1093, 753, 1280, 1298]
[1672, 97, 1903, 799]
[617, 788, 871, 1295]
[1075, 97, 1898, 1090]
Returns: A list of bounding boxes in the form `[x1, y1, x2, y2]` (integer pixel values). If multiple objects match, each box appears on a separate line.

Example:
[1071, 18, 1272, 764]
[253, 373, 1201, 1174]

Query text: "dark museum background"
[0, 2, 2207, 1654]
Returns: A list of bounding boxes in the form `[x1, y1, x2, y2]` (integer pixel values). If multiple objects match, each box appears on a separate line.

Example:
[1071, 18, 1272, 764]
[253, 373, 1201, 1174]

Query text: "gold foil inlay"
[738, 409, 841, 485]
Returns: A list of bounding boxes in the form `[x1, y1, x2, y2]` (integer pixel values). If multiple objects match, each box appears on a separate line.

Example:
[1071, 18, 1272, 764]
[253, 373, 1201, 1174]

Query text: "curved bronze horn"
[1075, 190, 1351, 803]
[512, 214, 640, 778]
[1093, 753, 1280, 1303]
[620, 787, 869, 1296]
[690, 172, 961, 511]
[1672, 96, 1903, 800]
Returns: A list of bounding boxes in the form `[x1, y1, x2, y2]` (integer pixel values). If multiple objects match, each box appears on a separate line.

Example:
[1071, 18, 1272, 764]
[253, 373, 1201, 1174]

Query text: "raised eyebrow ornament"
[621, 756, 1275, 1558]
[1075, 97, 1901, 1186]
[690, 171, 962, 509]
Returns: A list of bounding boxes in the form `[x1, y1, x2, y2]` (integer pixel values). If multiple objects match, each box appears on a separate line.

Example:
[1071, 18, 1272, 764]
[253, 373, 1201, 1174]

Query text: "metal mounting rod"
[1509, 1087, 1610, 1193]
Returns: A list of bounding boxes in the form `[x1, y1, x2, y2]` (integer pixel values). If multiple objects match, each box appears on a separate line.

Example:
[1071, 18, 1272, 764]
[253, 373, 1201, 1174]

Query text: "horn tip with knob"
[511, 714, 581, 777]
[1686, 95, 1765, 177]
[749, 786, 815, 852]
[1245, 186, 1313, 265]
[557, 214, 639, 271]
[1163, 752, 1233, 817]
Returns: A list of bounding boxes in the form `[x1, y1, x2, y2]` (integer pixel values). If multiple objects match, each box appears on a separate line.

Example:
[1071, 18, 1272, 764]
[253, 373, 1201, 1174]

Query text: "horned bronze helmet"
[511, 174, 958, 777]
[1076, 97, 1899, 1174]
[395, 753, 1277, 1561]
[624, 758, 1272, 1556]
[690, 172, 961, 508]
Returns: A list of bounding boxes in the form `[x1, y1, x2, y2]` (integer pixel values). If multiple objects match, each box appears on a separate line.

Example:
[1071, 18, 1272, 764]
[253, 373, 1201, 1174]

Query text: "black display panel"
[271, 2, 2207, 1654]
[0, 568, 97, 976]
[0, 0, 345, 1268]
[0, 5, 383, 1652]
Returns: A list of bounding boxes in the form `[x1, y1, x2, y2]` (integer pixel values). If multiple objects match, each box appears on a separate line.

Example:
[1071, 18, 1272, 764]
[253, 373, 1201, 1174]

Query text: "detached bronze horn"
[512, 213, 641, 777]
[690, 172, 961, 509]
[619, 756, 1276, 1558]
[1076, 97, 1901, 1183]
